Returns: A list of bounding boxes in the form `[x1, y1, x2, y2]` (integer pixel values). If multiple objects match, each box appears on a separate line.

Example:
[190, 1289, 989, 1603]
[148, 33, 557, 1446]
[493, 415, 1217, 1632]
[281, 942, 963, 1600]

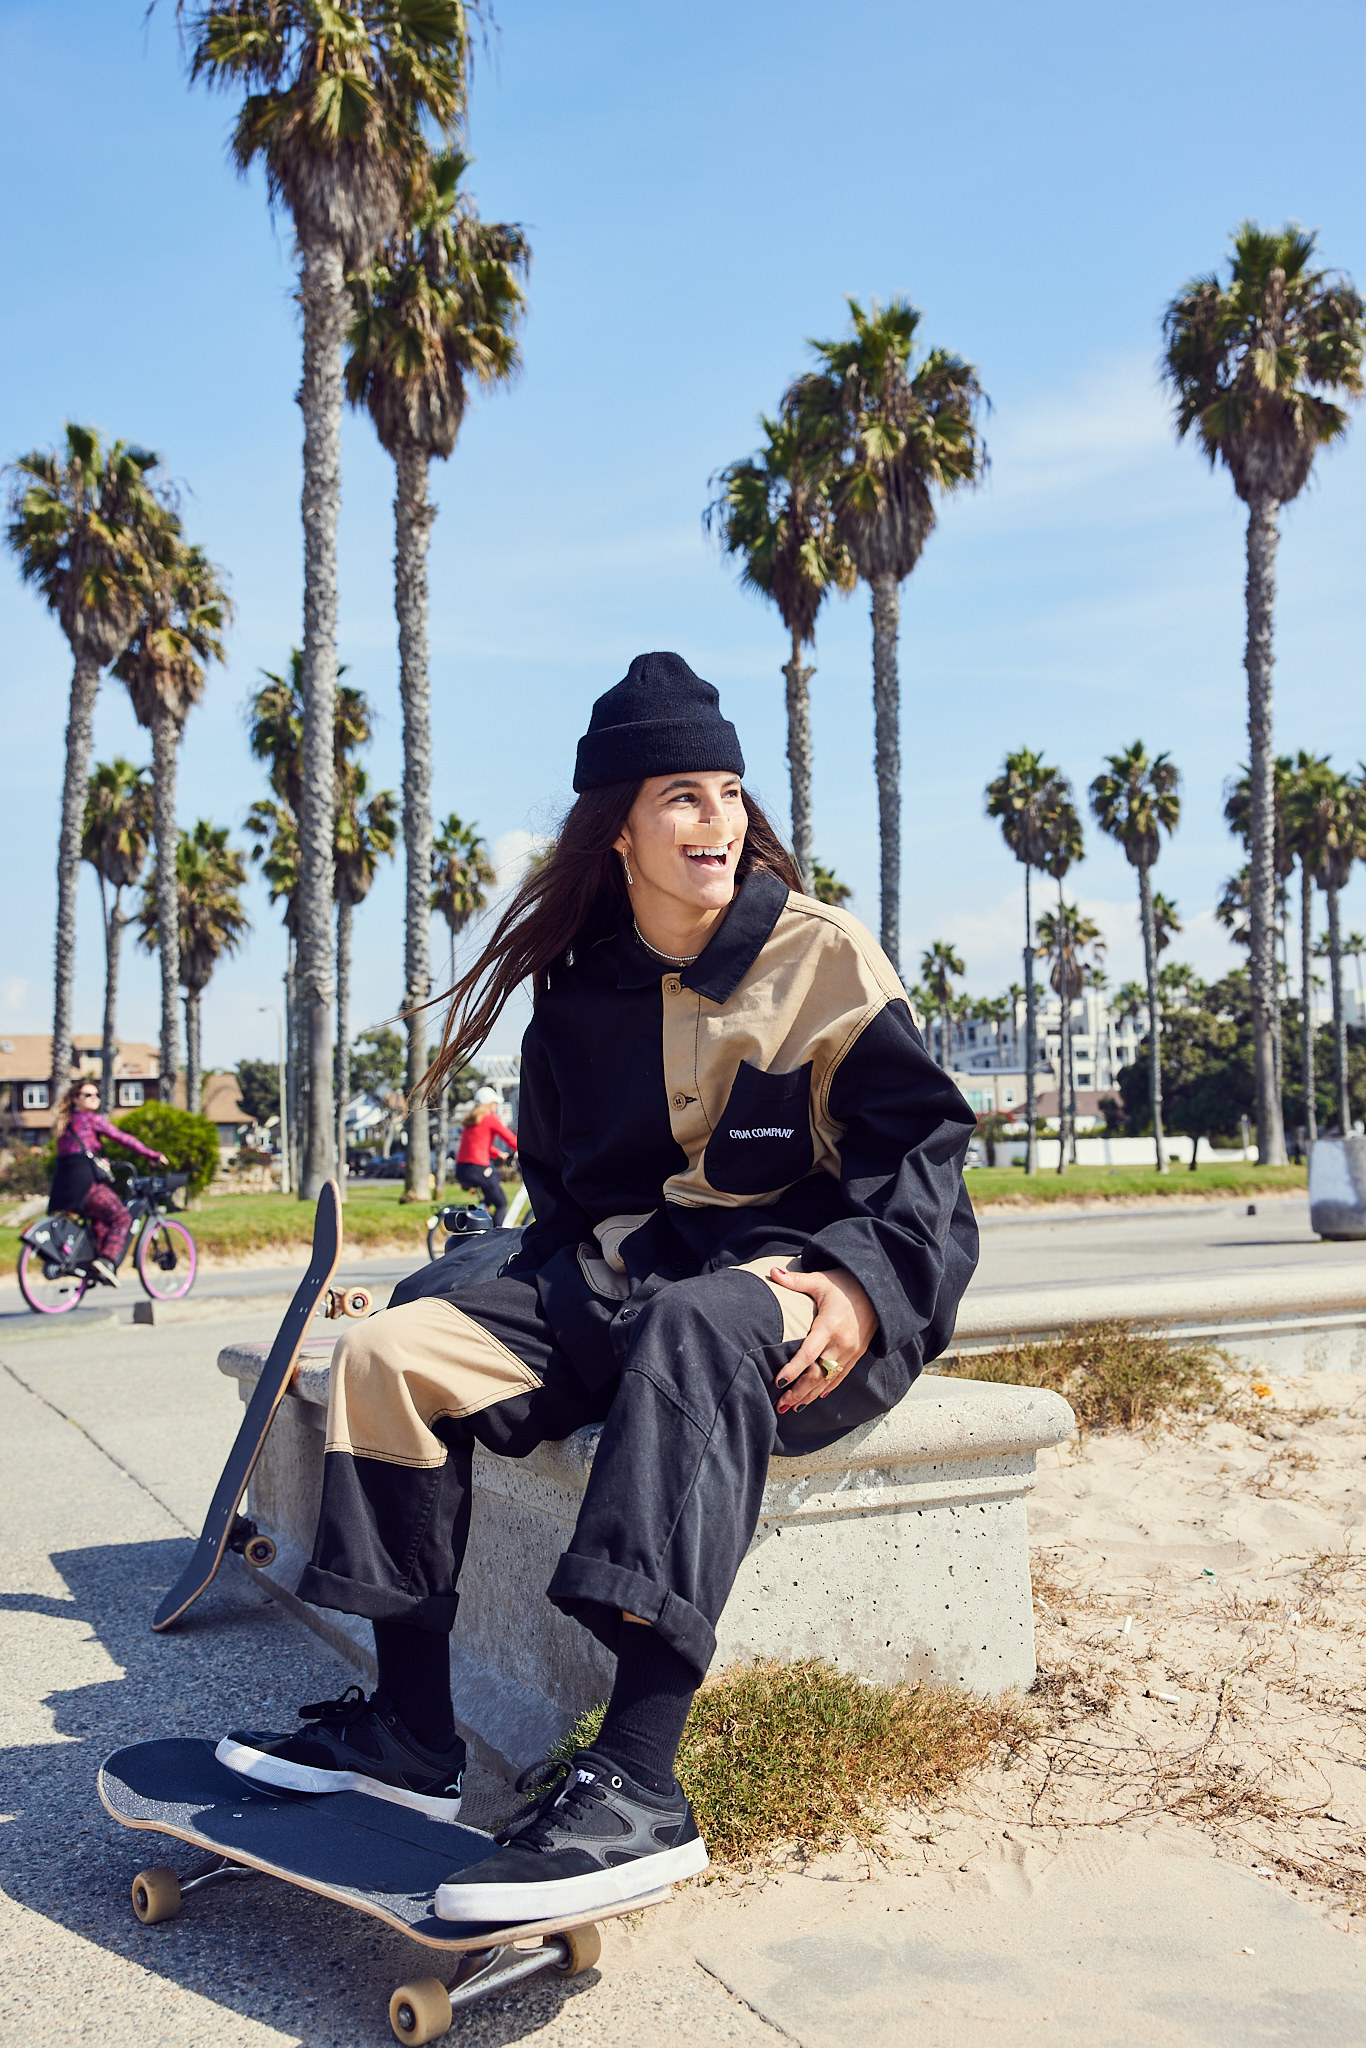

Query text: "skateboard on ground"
[151, 1180, 371, 1632]
[99, 1739, 671, 2042]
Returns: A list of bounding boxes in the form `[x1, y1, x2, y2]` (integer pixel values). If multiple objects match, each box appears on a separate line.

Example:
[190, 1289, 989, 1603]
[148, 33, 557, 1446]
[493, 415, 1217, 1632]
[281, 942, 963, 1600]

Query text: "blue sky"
[3, 0, 1365, 1070]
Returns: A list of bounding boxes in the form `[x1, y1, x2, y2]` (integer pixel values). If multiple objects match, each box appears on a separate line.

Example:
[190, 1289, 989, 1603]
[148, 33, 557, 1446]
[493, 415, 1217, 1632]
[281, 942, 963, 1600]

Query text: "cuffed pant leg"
[299, 1276, 565, 1628]
[548, 1266, 812, 1678]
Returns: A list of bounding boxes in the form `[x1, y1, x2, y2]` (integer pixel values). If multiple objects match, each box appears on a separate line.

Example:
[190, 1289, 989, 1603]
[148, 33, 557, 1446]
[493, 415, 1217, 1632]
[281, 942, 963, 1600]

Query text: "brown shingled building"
[0, 1035, 164, 1145]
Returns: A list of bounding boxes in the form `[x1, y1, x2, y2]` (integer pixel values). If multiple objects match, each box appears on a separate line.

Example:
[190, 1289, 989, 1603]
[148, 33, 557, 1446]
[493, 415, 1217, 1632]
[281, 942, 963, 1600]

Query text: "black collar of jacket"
[614, 865, 790, 1002]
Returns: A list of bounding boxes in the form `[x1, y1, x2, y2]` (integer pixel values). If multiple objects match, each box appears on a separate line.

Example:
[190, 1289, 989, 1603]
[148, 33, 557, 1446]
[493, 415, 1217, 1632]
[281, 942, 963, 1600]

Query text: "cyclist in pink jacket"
[49, 1079, 166, 1286]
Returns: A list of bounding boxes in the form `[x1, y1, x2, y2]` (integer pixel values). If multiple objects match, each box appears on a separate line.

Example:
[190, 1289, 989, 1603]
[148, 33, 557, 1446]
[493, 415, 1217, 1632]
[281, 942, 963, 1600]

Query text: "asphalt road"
[972, 1193, 1365, 1300]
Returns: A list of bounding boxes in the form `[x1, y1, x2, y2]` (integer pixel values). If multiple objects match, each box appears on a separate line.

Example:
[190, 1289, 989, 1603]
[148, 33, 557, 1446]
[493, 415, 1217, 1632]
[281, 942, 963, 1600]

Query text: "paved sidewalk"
[2, 1314, 1364, 2045]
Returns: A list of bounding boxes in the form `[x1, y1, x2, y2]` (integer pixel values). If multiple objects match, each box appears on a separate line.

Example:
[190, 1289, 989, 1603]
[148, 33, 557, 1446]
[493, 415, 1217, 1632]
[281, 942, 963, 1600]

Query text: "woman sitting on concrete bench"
[218, 652, 978, 1923]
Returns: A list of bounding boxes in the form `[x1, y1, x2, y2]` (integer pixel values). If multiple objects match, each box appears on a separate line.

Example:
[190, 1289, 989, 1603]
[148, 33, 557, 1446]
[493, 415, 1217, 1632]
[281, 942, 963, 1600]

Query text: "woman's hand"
[769, 1265, 879, 1413]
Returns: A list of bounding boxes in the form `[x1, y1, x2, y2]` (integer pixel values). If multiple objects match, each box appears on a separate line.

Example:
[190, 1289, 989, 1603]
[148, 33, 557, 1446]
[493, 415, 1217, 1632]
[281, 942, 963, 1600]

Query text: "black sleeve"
[503, 1026, 595, 1277]
[803, 998, 979, 1363]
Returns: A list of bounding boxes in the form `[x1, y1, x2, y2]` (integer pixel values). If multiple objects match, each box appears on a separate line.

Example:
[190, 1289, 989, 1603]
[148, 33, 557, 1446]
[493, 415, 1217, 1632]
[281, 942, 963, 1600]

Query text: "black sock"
[594, 1622, 697, 1795]
[372, 1619, 457, 1754]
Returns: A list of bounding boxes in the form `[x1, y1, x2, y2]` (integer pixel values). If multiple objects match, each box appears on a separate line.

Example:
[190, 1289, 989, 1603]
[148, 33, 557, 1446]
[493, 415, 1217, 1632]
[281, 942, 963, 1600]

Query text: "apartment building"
[0, 1035, 163, 1144]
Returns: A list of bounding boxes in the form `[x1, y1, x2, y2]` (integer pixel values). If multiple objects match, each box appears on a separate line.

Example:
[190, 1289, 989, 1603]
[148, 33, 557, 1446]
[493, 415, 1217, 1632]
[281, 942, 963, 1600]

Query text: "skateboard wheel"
[554, 1922, 602, 1975]
[244, 1534, 277, 1569]
[131, 1866, 181, 1924]
[342, 1288, 371, 1318]
[389, 1977, 452, 2042]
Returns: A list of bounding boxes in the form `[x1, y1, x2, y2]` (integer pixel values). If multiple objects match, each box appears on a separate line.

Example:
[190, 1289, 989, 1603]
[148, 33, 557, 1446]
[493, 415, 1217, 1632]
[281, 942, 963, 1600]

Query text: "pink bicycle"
[17, 1171, 198, 1314]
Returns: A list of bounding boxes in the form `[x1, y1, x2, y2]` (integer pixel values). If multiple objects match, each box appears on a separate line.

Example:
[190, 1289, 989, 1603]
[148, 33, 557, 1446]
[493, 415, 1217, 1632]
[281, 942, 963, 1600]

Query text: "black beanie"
[573, 652, 745, 792]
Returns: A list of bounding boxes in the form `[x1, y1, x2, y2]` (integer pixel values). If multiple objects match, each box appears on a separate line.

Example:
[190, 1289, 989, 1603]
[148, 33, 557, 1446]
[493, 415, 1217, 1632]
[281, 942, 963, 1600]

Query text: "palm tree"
[429, 813, 496, 1188]
[346, 147, 526, 1205]
[1224, 752, 1296, 1107]
[1283, 751, 1331, 1144]
[789, 299, 987, 966]
[810, 860, 852, 908]
[116, 537, 231, 1106]
[920, 941, 965, 1074]
[4, 425, 168, 1102]
[1089, 743, 1181, 1172]
[1037, 788, 1085, 1173]
[81, 759, 154, 1111]
[335, 764, 399, 1176]
[1152, 892, 1182, 956]
[1162, 224, 1365, 1165]
[1289, 761, 1364, 1135]
[179, 2, 471, 1197]
[1036, 899, 1102, 1172]
[246, 796, 302, 1186]
[706, 411, 852, 885]
[248, 651, 377, 1187]
[985, 750, 1070, 1174]
[139, 821, 250, 1113]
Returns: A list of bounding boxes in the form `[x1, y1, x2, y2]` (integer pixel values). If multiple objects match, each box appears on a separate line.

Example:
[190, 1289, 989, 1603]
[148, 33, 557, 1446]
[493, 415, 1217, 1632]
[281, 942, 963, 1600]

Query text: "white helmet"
[473, 1085, 499, 1106]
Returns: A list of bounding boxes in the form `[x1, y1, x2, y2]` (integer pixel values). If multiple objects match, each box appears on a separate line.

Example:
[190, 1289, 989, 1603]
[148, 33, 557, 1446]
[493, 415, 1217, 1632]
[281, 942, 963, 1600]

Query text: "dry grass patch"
[555, 1658, 1029, 1865]
[940, 1319, 1230, 1431]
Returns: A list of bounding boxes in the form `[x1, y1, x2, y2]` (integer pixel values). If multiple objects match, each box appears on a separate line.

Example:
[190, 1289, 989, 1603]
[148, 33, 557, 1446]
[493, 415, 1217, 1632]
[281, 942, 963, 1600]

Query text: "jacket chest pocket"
[703, 1060, 815, 1196]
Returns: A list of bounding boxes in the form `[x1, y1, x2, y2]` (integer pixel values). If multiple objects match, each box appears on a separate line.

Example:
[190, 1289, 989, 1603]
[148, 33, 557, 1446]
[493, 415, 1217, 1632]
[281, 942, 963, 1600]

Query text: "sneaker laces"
[496, 1760, 605, 1849]
[296, 1685, 374, 1731]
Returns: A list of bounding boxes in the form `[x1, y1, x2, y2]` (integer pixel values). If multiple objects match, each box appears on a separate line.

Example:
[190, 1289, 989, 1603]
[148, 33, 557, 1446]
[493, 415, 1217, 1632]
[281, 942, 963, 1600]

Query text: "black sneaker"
[216, 1687, 466, 1822]
[433, 1750, 707, 1921]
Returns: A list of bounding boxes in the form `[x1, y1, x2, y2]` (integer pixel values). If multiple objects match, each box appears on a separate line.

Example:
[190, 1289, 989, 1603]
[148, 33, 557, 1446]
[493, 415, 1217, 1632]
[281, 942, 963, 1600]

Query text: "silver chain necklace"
[632, 917, 699, 966]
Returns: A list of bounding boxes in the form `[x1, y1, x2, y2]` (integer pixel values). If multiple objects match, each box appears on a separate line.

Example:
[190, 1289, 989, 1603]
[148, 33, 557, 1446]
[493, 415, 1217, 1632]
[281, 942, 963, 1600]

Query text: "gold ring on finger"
[817, 1356, 840, 1380]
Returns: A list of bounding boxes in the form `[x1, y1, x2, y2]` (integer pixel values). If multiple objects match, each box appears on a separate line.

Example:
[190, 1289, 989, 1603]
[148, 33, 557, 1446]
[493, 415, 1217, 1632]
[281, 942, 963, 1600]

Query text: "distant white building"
[938, 988, 1145, 1128]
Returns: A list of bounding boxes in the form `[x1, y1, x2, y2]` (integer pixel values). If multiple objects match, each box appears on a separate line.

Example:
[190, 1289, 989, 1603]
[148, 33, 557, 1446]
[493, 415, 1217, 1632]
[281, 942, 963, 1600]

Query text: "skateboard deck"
[99, 1739, 671, 2040]
[151, 1180, 362, 1632]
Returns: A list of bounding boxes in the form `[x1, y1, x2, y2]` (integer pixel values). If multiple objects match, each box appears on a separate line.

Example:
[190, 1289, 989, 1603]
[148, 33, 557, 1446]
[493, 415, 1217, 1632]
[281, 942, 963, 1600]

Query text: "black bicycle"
[17, 1172, 198, 1316]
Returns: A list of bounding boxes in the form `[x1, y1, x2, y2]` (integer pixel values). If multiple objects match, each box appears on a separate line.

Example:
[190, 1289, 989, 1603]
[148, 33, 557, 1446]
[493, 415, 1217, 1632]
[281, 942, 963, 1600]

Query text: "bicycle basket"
[22, 1213, 95, 1268]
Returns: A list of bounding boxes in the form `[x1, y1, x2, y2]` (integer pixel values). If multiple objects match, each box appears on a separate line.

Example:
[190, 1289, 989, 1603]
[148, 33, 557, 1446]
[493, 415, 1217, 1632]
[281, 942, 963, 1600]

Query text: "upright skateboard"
[151, 1181, 370, 1631]
[99, 1740, 671, 2042]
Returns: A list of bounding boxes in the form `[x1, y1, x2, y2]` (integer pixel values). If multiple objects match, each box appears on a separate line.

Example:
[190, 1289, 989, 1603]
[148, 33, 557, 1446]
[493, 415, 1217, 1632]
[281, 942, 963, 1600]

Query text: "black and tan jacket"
[508, 864, 979, 1446]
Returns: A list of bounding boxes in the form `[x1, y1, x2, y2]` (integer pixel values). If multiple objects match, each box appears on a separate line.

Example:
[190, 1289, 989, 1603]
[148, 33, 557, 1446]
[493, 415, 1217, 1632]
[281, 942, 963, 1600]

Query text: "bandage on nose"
[673, 816, 731, 846]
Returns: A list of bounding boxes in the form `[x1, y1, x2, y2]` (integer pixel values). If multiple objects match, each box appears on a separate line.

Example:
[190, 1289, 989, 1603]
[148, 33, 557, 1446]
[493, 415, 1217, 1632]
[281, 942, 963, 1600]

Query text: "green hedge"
[108, 1104, 221, 1199]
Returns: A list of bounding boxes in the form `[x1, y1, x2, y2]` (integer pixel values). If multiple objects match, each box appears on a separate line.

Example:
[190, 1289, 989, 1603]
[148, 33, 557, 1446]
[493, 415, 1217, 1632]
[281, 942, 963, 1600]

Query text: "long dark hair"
[420, 783, 802, 1102]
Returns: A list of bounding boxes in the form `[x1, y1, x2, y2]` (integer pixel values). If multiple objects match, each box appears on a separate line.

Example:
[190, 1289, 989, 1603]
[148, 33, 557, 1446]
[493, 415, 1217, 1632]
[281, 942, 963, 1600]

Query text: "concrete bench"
[219, 1336, 1074, 1778]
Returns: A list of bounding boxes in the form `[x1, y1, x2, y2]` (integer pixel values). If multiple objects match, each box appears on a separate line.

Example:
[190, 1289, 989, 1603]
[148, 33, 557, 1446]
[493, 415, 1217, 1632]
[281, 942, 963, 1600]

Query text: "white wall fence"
[993, 1135, 1252, 1170]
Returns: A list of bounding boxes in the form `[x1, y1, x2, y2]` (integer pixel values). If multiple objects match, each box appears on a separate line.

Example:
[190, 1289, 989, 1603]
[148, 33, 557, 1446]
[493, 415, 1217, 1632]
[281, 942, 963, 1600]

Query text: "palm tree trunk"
[98, 876, 117, 1114]
[335, 891, 352, 1197]
[1301, 862, 1317, 1144]
[1328, 885, 1350, 1136]
[297, 234, 346, 1198]
[150, 703, 182, 1106]
[286, 943, 303, 1194]
[1138, 861, 1167, 1172]
[394, 440, 436, 1205]
[869, 574, 902, 969]
[1244, 494, 1287, 1164]
[782, 630, 814, 890]
[51, 651, 102, 1102]
[184, 990, 201, 1115]
[1023, 863, 1037, 1176]
[1055, 879, 1070, 1176]
[435, 926, 455, 1194]
[101, 888, 126, 1116]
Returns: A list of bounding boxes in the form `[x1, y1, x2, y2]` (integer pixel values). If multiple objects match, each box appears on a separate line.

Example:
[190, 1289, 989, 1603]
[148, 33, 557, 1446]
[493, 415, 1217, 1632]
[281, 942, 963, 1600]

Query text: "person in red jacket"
[454, 1086, 516, 1224]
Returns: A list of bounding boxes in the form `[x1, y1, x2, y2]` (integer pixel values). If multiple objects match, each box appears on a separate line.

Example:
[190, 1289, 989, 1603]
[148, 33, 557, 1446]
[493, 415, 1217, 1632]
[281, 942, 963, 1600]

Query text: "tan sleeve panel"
[664, 893, 907, 1210]
[728, 1254, 818, 1342]
[325, 1297, 542, 1468]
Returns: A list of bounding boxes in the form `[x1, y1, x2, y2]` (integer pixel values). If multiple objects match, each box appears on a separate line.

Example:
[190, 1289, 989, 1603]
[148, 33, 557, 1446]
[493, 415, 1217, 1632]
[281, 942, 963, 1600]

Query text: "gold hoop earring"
[622, 852, 634, 887]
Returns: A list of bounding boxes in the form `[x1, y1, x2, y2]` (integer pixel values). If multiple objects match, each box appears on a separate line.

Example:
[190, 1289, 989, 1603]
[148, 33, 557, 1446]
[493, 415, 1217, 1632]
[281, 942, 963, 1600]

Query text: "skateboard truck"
[322, 1285, 372, 1320]
[391, 1927, 601, 2040]
[225, 1515, 277, 1570]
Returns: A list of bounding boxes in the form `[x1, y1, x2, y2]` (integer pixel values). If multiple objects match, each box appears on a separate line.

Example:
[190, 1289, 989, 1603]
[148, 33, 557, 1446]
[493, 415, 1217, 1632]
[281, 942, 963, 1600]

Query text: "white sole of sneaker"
[433, 1834, 709, 1921]
[214, 1736, 462, 1822]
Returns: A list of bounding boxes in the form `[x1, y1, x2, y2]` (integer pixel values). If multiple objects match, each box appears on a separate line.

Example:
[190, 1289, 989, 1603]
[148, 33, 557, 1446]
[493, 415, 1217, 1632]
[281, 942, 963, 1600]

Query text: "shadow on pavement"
[0, 1537, 594, 2047]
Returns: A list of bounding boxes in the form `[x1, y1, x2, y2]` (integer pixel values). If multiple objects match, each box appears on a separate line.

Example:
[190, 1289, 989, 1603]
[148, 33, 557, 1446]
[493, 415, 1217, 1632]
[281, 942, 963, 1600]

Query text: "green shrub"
[109, 1104, 220, 1198]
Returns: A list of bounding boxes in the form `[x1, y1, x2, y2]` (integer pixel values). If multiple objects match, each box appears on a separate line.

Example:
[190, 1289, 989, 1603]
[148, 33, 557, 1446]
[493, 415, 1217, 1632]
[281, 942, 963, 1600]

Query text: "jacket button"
[665, 977, 681, 995]
[672, 1093, 688, 1109]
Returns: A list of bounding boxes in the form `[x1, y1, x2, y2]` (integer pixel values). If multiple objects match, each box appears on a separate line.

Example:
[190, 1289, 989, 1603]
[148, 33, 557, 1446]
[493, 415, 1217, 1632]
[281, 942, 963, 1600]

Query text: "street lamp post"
[259, 1005, 290, 1195]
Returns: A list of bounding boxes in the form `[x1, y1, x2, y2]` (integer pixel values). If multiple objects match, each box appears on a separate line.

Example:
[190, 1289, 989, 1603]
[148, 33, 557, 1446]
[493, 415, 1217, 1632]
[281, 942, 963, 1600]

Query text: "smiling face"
[614, 770, 748, 929]
[75, 1083, 99, 1110]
